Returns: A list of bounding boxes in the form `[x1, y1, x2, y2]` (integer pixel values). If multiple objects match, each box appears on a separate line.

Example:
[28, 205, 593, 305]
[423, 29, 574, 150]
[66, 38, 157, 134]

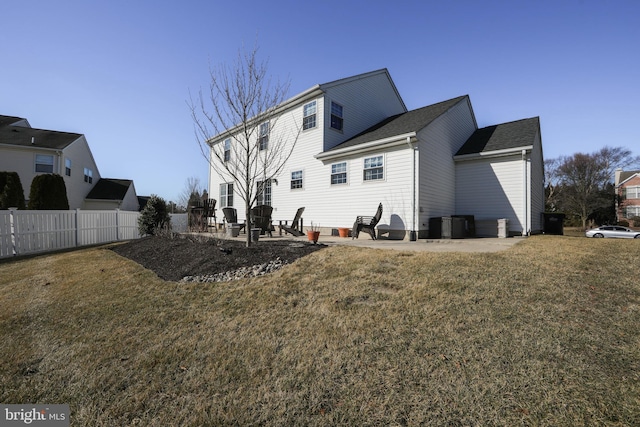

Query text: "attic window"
[35, 154, 54, 173]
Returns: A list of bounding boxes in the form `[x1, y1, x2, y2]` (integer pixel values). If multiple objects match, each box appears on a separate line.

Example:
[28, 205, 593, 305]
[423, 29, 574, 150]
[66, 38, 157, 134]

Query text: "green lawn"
[1, 236, 639, 426]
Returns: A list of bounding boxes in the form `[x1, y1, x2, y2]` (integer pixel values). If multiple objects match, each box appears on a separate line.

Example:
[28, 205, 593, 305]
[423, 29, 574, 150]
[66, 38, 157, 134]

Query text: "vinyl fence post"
[75, 209, 80, 248]
[116, 209, 120, 241]
[9, 208, 16, 256]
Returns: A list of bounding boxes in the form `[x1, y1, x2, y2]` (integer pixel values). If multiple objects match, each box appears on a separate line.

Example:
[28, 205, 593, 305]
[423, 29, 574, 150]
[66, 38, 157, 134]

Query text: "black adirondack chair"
[222, 207, 245, 233]
[352, 203, 383, 240]
[251, 205, 275, 237]
[278, 207, 305, 236]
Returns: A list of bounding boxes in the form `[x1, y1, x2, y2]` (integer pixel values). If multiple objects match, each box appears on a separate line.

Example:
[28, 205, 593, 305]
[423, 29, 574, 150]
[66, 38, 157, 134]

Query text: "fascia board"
[315, 132, 417, 162]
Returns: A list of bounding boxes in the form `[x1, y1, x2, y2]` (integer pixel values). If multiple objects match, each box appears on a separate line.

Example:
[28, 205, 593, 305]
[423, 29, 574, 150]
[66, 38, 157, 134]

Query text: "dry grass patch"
[1, 236, 639, 425]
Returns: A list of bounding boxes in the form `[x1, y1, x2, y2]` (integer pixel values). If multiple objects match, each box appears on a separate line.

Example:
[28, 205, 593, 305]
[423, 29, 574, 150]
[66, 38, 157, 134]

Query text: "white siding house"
[0, 115, 140, 211]
[208, 69, 545, 239]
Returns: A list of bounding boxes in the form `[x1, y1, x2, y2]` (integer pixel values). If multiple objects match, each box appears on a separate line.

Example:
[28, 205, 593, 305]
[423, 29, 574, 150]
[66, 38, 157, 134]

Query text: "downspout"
[407, 136, 417, 241]
[522, 149, 528, 236]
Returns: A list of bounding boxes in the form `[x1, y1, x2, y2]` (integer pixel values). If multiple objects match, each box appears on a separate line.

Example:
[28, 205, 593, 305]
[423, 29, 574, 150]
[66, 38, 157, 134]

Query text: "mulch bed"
[110, 234, 326, 282]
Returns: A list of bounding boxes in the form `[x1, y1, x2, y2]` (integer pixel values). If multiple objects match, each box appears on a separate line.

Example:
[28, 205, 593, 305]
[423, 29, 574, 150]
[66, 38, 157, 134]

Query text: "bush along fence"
[0, 209, 188, 259]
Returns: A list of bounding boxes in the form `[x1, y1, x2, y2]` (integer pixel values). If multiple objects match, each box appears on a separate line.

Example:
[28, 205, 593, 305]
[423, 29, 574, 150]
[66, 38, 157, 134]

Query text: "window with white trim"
[35, 154, 54, 173]
[330, 101, 343, 131]
[220, 183, 233, 207]
[331, 162, 347, 185]
[223, 138, 231, 162]
[626, 186, 640, 199]
[291, 170, 303, 190]
[626, 205, 640, 218]
[256, 179, 272, 206]
[65, 158, 72, 176]
[363, 155, 384, 181]
[303, 101, 316, 130]
[83, 167, 93, 183]
[259, 122, 269, 150]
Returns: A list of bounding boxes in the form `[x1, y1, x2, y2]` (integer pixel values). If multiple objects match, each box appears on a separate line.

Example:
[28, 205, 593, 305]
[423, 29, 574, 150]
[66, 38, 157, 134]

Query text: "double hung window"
[303, 101, 316, 130]
[65, 158, 72, 176]
[259, 122, 269, 150]
[291, 170, 303, 190]
[256, 180, 272, 206]
[223, 138, 231, 162]
[220, 183, 233, 207]
[331, 162, 347, 185]
[35, 154, 54, 173]
[330, 102, 343, 131]
[363, 156, 384, 181]
[626, 186, 640, 199]
[83, 168, 93, 183]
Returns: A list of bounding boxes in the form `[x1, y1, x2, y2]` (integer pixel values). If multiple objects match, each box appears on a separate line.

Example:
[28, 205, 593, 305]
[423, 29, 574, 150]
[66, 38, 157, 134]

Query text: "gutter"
[453, 145, 533, 162]
[315, 132, 417, 162]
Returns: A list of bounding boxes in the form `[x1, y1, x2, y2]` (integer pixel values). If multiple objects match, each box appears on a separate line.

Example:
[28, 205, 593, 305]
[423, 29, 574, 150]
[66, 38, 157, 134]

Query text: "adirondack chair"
[278, 207, 305, 237]
[222, 207, 245, 233]
[352, 203, 383, 240]
[203, 198, 217, 230]
[251, 205, 275, 237]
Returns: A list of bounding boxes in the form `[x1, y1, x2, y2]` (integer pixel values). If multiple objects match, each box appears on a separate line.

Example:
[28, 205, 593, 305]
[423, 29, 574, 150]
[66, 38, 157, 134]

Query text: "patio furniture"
[278, 207, 305, 236]
[352, 203, 383, 240]
[251, 205, 275, 237]
[203, 198, 217, 230]
[222, 207, 246, 233]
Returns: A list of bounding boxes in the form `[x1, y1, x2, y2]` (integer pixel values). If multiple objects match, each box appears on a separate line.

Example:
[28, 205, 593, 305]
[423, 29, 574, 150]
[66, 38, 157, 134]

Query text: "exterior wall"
[61, 136, 101, 209]
[0, 136, 100, 209]
[618, 174, 640, 221]
[529, 131, 545, 233]
[455, 155, 526, 236]
[418, 98, 477, 234]
[322, 72, 406, 151]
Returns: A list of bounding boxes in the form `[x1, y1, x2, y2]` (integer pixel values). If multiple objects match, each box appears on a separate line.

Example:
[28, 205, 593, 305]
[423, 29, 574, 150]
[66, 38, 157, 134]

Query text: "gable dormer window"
[259, 122, 269, 150]
[330, 101, 343, 131]
[303, 101, 316, 130]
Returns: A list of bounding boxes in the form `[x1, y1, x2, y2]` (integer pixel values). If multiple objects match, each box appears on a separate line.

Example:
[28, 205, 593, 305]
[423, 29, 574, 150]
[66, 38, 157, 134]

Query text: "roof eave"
[315, 132, 417, 162]
[454, 145, 534, 162]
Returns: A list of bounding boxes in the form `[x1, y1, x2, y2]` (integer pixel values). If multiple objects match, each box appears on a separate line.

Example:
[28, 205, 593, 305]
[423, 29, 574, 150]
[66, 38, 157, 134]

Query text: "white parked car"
[585, 226, 640, 239]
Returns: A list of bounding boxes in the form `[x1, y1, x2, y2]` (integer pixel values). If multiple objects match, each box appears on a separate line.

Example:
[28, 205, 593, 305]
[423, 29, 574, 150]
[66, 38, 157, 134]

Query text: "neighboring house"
[0, 115, 139, 210]
[615, 169, 640, 223]
[84, 179, 139, 211]
[208, 69, 544, 238]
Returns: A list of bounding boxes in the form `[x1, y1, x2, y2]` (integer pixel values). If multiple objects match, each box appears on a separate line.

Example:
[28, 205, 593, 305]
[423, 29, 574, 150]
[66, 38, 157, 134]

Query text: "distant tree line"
[545, 146, 640, 228]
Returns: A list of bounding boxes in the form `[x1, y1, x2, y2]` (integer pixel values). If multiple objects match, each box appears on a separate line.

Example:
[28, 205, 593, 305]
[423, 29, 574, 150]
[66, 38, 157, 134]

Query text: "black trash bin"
[543, 213, 565, 235]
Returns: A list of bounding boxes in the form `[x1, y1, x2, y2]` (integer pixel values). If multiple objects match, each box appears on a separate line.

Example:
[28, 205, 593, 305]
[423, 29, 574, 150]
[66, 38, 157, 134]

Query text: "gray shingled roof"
[86, 179, 133, 200]
[456, 117, 540, 156]
[326, 96, 468, 152]
[0, 115, 25, 127]
[619, 171, 640, 183]
[0, 124, 82, 150]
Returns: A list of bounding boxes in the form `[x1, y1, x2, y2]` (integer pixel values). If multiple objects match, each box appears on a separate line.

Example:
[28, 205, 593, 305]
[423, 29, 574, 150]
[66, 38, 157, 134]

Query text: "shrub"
[138, 194, 171, 236]
[0, 171, 26, 209]
[632, 216, 640, 227]
[27, 174, 69, 210]
[618, 220, 629, 227]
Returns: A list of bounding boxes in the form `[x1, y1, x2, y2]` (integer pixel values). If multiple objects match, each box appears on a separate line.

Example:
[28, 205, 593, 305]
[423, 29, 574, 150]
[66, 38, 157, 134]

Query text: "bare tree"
[179, 176, 203, 210]
[547, 146, 640, 228]
[189, 45, 300, 246]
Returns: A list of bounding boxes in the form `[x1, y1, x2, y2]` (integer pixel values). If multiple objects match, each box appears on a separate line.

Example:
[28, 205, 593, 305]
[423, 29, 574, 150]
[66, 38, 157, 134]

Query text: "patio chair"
[251, 205, 275, 237]
[222, 207, 246, 233]
[203, 198, 217, 230]
[278, 207, 305, 237]
[352, 203, 383, 240]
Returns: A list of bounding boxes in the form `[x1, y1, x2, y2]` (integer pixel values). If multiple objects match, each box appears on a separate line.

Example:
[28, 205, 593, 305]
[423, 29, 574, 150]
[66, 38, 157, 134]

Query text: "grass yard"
[1, 236, 639, 426]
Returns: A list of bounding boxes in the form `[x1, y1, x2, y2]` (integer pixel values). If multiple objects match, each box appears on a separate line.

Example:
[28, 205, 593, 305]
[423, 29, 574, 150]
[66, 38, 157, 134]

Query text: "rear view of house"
[208, 69, 545, 238]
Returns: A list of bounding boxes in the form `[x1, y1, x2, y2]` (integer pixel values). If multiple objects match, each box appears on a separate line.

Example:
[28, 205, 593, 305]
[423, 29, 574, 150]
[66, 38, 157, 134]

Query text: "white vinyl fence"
[0, 209, 188, 258]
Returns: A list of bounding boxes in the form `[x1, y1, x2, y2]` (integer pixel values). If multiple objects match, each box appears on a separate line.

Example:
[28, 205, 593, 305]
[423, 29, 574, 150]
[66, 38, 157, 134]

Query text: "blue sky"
[2, 0, 638, 203]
